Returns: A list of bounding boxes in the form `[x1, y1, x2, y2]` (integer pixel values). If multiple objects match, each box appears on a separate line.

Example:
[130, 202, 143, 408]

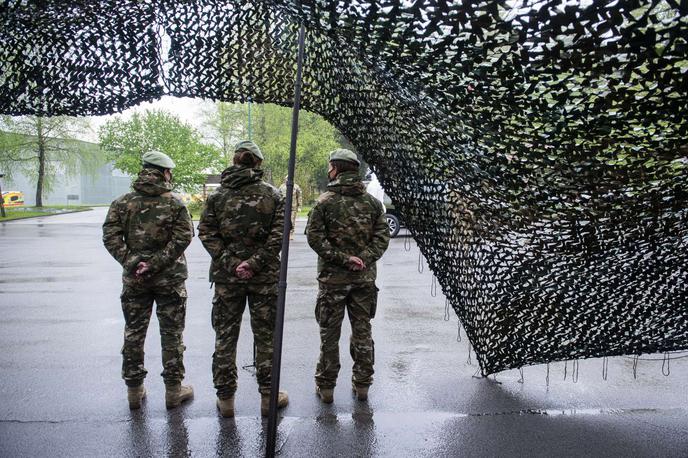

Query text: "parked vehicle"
[384, 203, 404, 238]
[366, 175, 405, 238]
[2, 191, 24, 208]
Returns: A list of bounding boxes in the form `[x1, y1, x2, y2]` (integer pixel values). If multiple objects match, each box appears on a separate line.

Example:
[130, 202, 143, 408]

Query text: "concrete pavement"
[0, 208, 687, 457]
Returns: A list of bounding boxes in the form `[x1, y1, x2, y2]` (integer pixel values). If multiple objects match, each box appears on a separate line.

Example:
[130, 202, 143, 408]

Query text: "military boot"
[352, 383, 369, 401]
[165, 383, 194, 409]
[216, 397, 235, 418]
[260, 391, 289, 416]
[127, 385, 146, 410]
[316, 386, 334, 404]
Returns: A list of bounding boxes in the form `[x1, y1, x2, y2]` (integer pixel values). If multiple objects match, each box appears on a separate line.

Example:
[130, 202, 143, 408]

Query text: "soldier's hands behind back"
[347, 256, 366, 271]
[235, 261, 255, 279]
[135, 261, 150, 276]
[135, 261, 151, 279]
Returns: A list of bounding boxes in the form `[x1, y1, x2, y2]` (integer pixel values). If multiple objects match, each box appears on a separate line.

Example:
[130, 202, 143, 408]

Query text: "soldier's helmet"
[235, 140, 264, 160]
[329, 148, 360, 166]
[142, 150, 176, 169]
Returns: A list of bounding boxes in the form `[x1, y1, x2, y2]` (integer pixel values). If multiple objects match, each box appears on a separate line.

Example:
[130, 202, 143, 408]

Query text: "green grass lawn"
[42, 205, 93, 209]
[0, 210, 47, 221]
[0, 206, 92, 222]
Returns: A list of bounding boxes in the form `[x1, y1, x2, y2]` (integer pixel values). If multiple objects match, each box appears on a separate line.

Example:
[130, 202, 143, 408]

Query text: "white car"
[366, 174, 404, 238]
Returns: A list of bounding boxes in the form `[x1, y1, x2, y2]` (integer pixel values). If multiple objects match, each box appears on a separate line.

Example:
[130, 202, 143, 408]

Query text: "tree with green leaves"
[201, 102, 249, 166]
[255, 104, 351, 202]
[0, 115, 97, 207]
[203, 102, 345, 202]
[99, 109, 222, 193]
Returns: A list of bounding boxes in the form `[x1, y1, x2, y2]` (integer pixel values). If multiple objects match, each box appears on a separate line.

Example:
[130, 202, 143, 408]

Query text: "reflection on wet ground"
[1, 210, 687, 456]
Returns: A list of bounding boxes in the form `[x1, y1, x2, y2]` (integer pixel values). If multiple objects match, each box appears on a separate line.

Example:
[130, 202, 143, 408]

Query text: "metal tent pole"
[265, 23, 305, 458]
[248, 97, 253, 141]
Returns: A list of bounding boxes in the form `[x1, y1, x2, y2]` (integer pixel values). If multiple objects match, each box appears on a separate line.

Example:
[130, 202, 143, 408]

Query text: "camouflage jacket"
[279, 182, 303, 209]
[198, 165, 284, 284]
[306, 171, 390, 284]
[102, 169, 193, 288]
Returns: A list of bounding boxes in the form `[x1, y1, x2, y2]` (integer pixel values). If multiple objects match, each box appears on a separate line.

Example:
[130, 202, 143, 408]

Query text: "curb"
[0, 207, 93, 223]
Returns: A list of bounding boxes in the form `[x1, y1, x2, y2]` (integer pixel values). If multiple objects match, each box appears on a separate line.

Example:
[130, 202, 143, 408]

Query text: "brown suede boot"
[216, 397, 235, 418]
[165, 383, 194, 409]
[352, 384, 369, 401]
[127, 385, 146, 410]
[316, 386, 334, 404]
[260, 391, 289, 416]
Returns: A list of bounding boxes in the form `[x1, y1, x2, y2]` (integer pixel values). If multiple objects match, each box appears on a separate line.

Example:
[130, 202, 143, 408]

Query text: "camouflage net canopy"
[2, 0, 687, 374]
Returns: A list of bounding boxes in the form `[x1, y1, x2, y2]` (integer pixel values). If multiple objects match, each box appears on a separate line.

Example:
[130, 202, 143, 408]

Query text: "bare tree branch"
[6, 141, 36, 149]
[1, 155, 39, 162]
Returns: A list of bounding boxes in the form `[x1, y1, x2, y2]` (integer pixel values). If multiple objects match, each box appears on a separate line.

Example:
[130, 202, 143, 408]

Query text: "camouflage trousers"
[315, 282, 377, 389]
[289, 210, 298, 237]
[120, 283, 187, 387]
[212, 282, 277, 399]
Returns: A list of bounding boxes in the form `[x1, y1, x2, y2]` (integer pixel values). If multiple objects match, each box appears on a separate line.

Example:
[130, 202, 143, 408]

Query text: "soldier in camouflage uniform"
[198, 140, 289, 418]
[102, 150, 194, 410]
[279, 176, 302, 240]
[306, 149, 390, 403]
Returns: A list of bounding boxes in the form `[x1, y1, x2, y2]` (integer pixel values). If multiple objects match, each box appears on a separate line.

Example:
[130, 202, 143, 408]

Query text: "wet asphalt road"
[1, 208, 687, 457]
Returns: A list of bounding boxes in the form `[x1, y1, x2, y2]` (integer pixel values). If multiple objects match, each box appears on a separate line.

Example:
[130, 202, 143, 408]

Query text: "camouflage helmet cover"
[328, 148, 360, 165]
[142, 150, 176, 169]
[234, 140, 264, 160]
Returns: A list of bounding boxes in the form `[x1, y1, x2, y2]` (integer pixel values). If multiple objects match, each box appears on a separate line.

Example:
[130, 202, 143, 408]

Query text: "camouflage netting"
[1, 0, 687, 375]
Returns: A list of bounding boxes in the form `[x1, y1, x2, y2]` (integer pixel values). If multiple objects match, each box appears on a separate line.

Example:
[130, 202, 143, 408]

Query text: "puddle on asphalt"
[464, 407, 682, 417]
[0, 276, 83, 283]
[0, 289, 72, 294]
[123, 414, 299, 457]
